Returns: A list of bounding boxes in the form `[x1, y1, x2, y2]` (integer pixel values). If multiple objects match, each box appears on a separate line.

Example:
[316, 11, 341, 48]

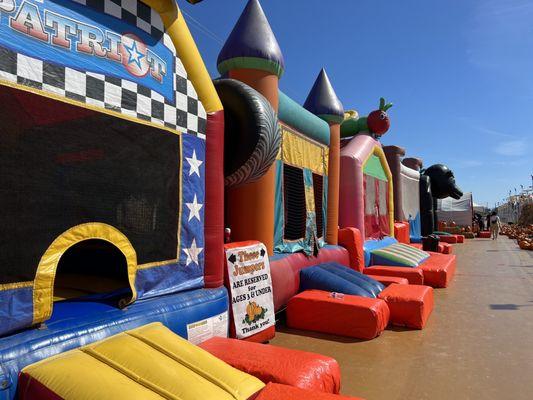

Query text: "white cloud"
[494, 140, 527, 156]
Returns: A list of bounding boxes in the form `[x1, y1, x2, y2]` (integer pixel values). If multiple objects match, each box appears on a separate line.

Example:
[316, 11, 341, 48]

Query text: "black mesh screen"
[283, 164, 306, 240]
[313, 173, 324, 238]
[0, 90, 180, 284]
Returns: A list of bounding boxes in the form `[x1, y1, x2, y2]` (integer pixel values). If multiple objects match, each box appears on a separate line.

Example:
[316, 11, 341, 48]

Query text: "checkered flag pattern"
[0, 0, 207, 137]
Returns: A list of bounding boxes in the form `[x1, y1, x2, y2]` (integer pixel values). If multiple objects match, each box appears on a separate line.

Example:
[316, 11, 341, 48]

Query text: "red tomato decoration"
[367, 97, 393, 136]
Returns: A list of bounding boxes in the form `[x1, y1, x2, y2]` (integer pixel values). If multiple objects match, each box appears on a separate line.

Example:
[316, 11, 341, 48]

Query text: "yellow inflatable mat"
[19, 323, 264, 400]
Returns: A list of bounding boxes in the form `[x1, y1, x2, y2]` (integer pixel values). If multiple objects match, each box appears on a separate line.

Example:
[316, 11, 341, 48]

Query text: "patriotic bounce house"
[0, 0, 230, 396]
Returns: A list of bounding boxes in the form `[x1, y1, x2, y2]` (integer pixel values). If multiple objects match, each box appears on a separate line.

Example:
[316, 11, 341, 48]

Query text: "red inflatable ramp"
[378, 284, 434, 329]
[478, 231, 491, 238]
[200, 337, 341, 394]
[370, 275, 409, 286]
[256, 383, 365, 400]
[286, 290, 389, 340]
[420, 252, 456, 288]
[363, 266, 424, 285]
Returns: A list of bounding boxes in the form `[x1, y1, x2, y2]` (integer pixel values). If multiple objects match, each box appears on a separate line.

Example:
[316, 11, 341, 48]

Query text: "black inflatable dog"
[421, 164, 463, 236]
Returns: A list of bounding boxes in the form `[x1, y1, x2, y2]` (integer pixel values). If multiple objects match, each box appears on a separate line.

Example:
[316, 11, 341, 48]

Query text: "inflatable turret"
[217, 0, 284, 255]
[304, 69, 344, 244]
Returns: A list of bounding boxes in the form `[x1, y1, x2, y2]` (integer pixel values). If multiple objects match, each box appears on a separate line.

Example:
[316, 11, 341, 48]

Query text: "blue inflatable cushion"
[299, 263, 385, 298]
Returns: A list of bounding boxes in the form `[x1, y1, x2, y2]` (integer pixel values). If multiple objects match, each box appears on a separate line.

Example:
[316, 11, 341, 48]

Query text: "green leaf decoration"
[379, 97, 393, 112]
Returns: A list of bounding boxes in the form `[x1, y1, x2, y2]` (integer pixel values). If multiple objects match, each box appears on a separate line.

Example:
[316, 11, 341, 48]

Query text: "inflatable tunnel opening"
[54, 239, 131, 302]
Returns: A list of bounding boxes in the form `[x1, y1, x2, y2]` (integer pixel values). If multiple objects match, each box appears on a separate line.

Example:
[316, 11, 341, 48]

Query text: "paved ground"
[271, 237, 533, 400]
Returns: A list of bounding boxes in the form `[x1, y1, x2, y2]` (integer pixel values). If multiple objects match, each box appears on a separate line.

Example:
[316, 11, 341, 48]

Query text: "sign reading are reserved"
[225, 242, 275, 339]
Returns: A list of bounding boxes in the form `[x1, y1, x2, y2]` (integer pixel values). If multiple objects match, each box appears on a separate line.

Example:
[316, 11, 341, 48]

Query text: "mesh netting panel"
[312, 173, 324, 238]
[0, 95, 180, 284]
[283, 164, 306, 241]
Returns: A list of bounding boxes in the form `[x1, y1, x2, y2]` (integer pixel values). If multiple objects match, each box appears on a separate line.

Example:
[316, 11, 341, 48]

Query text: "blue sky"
[181, 0, 533, 207]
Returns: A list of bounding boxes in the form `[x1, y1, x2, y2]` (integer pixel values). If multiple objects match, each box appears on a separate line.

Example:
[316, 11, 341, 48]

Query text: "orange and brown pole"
[326, 122, 341, 244]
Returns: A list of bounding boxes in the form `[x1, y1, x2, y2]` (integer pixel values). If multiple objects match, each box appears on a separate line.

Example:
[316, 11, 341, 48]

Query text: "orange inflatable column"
[217, 0, 285, 255]
[326, 123, 341, 244]
[303, 69, 345, 245]
[226, 70, 278, 254]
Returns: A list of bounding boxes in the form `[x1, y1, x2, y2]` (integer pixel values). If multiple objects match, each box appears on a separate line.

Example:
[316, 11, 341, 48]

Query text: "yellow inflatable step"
[20, 323, 265, 400]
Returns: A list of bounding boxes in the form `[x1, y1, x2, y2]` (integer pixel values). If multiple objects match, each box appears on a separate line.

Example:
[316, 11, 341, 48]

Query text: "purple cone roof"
[217, 0, 284, 77]
[303, 69, 344, 124]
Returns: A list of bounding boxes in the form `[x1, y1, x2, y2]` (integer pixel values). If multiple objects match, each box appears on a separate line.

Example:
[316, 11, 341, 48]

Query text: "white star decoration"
[186, 194, 203, 222]
[186, 150, 203, 177]
[183, 238, 203, 266]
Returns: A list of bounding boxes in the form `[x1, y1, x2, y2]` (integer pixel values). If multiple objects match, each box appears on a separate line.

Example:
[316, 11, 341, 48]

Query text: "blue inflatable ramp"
[299, 263, 385, 298]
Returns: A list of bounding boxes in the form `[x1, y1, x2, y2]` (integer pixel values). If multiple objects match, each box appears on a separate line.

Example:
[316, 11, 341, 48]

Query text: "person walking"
[489, 211, 501, 240]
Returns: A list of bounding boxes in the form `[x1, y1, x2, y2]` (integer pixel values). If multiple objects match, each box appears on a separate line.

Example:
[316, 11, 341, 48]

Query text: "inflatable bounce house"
[338, 103, 458, 288]
[383, 146, 422, 243]
[0, 0, 232, 393]
[384, 148, 453, 254]
[217, 0, 435, 343]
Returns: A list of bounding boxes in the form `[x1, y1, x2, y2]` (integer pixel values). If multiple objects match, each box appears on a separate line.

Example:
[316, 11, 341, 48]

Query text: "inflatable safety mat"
[256, 383, 365, 400]
[419, 252, 457, 288]
[18, 323, 264, 400]
[200, 337, 341, 394]
[378, 284, 434, 329]
[363, 266, 424, 285]
[287, 290, 389, 340]
[438, 235, 458, 244]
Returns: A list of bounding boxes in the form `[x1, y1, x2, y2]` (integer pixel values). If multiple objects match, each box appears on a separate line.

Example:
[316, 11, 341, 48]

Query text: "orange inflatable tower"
[217, 0, 284, 255]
